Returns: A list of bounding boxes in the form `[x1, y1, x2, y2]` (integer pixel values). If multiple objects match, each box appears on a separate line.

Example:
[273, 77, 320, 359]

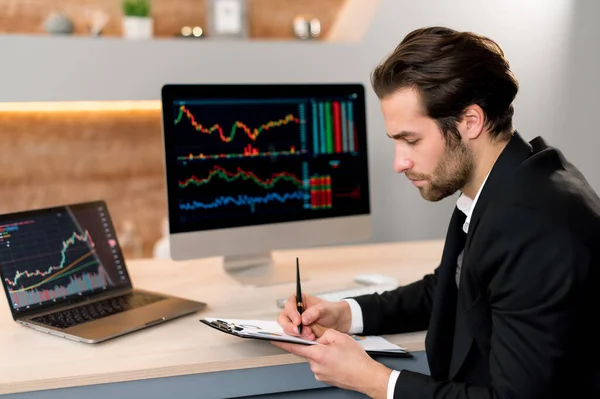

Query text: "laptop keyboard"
[30, 292, 165, 329]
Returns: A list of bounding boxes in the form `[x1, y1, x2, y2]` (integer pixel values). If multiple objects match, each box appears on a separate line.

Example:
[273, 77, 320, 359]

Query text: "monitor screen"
[0, 201, 131, 314]
[161, 84, 370, 235]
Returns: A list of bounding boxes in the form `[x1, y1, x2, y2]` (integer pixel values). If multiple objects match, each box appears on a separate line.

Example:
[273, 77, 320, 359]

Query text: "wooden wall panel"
[0, 0, 346, 39]
[0, 109, 167, 259]
[248, 0, 345, 39]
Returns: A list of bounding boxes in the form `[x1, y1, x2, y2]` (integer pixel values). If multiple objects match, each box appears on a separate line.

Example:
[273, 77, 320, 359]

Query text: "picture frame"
[206, 0, 249, 39]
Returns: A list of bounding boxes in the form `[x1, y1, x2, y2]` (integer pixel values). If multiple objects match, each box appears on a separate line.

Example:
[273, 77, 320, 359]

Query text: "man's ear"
[459, 104, 485, 140]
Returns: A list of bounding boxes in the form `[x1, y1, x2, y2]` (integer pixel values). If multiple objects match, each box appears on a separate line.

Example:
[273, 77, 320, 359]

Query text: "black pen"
[296, 257, 304, 334]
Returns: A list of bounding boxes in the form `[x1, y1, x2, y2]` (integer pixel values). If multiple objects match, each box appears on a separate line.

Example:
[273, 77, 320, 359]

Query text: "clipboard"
[200, 318, 412, 358]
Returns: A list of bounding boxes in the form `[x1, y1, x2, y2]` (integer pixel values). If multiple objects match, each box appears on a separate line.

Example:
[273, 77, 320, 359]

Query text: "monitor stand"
[223, 252, 306, 287]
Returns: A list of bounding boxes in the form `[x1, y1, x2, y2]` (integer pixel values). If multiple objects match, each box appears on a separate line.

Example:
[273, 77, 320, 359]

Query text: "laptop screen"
[0, 201, 132, 315]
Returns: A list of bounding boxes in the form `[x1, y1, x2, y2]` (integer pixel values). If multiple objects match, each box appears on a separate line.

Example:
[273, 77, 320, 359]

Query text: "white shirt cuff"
[342, 298, 363, 334]
[387, 370, 401, 399]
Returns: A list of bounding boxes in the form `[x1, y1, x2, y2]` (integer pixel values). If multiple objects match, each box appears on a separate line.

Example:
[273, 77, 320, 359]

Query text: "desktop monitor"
[160, 83, 372, 286]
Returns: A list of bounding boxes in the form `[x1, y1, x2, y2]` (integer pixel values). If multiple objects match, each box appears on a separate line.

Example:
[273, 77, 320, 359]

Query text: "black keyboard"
[31, 292, 165, 329]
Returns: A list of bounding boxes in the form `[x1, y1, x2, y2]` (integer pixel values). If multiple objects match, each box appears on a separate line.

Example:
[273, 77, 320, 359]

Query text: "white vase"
[122, 16, 153, 39]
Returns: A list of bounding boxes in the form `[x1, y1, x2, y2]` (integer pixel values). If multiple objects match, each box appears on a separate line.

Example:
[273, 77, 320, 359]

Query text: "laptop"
[0, 200, 206, 343]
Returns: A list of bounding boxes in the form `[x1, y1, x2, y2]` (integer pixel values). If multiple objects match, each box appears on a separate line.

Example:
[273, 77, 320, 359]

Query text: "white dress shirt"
[454, 171, 489, 285]
[343, 172, 490, 399]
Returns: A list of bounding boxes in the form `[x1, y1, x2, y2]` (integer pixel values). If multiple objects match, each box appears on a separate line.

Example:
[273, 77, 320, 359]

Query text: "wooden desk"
[0, 240, 443, 398]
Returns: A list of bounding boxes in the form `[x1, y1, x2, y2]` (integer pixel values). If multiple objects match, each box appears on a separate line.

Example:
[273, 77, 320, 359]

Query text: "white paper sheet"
[203, 317, 407, 352]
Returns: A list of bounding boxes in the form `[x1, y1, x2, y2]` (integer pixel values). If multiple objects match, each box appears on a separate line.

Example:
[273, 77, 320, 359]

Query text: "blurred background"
[0, 0, 598, 259]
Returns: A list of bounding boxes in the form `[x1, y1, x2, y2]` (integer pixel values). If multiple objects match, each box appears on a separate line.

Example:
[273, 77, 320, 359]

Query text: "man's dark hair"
[371, 26, 519, 142]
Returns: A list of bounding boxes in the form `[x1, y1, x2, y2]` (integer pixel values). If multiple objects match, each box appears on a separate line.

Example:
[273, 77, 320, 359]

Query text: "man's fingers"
[307, 359, 322, 377]
[310, 323, 328, 338]
[300, 326, 316, 341]
[271, 341, 317, 358]
[278, 312, 300, 336]
[301, 305, 321, 325]
[316, 328, 342, 344]
[284, 295, 301, 326]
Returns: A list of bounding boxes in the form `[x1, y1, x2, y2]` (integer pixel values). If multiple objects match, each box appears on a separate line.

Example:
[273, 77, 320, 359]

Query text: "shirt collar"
[456, 170, 491, 234]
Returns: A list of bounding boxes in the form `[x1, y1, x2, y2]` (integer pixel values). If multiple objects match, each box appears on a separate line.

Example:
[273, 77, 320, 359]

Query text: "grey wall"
[551, 0, 600, 192]
[0, 0, 597, 244]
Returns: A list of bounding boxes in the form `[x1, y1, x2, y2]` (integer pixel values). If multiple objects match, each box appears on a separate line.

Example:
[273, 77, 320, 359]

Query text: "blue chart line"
[179, 191, 305, 213]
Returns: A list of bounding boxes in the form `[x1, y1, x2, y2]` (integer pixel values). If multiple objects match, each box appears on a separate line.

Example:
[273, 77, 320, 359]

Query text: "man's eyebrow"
[386, 131, 418, 140]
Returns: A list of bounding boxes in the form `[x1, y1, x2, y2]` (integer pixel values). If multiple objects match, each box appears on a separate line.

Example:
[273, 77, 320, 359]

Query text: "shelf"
[0, 0, 380, 42]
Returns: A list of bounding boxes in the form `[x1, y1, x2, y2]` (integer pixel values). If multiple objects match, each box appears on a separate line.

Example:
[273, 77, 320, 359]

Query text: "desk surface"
[0, 239, 443, 395]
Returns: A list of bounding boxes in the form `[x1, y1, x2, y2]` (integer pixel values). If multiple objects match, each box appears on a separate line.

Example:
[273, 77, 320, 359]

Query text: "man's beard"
[408, 140, 475, 202]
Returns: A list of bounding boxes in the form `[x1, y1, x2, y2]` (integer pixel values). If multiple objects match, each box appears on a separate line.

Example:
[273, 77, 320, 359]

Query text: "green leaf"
[122, 0, 151, 17]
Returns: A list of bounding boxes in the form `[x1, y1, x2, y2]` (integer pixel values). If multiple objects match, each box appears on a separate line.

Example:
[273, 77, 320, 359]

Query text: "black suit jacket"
[353, 132, 600, 398]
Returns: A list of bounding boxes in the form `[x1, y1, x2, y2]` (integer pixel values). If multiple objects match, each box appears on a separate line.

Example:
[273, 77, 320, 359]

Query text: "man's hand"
[277, 293, 352, 341]
[271, 329, 392, 399]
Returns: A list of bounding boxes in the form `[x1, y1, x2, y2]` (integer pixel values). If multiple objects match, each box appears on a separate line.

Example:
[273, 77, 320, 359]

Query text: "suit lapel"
[425, 206, 466, 379]
[464, 132, 533, 253]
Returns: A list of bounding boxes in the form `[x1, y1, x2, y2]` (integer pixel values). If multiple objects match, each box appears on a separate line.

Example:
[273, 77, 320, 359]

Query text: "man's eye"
[406, 139, 419, 146]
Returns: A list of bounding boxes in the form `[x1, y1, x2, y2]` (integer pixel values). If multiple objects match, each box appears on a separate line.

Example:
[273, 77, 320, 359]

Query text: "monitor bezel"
[160, 83, 371, 238]
[0, 200, 133, 320]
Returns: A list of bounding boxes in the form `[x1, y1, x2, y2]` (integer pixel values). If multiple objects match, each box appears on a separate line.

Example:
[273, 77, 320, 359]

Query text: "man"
[274, 26, 600, 398]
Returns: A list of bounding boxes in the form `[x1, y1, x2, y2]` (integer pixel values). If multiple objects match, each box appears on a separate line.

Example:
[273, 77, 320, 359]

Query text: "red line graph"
[175, 105, 300, 143]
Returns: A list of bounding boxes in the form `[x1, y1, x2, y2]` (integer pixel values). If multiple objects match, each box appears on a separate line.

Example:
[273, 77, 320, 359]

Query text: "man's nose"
[394, 151, 413, 174]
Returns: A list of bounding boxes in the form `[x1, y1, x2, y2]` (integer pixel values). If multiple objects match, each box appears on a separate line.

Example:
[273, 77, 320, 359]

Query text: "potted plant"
[122, 0, 153, 39]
